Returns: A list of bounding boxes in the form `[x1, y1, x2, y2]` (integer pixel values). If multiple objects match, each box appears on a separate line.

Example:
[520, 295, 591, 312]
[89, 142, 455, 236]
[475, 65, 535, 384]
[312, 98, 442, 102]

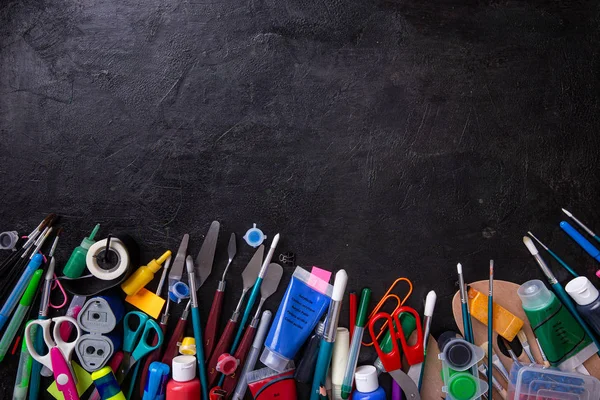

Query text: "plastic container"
[121, 250, 171, 296]
[518, 279, 593, 368]
[438, 336, 488, 400]
[508, 364, 600, 399]
[566, 276, 600, 336]
[352, 366, 386, 400]
[166, 356, 201, 400]
[63, 224, 100, 278]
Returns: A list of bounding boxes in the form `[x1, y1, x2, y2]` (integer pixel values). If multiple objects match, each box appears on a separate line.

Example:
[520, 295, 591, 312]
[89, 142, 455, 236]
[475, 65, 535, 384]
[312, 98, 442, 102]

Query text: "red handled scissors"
[369, 306, 423, 399]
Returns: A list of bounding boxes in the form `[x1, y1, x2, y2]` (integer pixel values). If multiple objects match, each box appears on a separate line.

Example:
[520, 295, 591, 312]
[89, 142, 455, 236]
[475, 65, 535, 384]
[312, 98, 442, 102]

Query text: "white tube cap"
[354, 365, 379, 394]
[566, 276, 599, 306]
[172, 355, 197, 382]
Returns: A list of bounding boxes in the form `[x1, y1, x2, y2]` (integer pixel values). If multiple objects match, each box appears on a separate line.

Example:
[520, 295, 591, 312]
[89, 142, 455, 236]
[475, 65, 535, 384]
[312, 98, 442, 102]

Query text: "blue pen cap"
[560, 221, 600, 260]
[144, 362, 170, 400]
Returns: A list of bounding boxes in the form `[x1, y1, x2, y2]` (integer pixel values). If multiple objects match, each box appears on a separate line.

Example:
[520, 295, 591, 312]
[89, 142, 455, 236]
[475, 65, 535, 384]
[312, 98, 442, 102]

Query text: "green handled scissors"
[116, 311, 163, 384]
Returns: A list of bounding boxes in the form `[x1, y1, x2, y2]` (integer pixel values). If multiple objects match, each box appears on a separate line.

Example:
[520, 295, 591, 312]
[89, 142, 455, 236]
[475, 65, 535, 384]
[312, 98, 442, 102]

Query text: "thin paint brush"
[527, 231, 578, 277]
[480, 342, 509, 382]
[488, 260, 493, 400]
[563, 208, 600, 244]
[457, 263, 474, 343]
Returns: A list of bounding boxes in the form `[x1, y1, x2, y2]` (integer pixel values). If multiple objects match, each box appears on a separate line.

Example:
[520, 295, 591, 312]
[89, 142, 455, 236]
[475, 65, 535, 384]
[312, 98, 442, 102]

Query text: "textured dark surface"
[2, 0, 600, 397]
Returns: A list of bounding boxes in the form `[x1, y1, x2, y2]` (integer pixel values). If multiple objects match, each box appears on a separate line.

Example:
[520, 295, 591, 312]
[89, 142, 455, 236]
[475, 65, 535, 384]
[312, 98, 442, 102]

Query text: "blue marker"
[0, 254, 44, 331]
[143, 362, 170, 400]
[560, 221, 600, 263]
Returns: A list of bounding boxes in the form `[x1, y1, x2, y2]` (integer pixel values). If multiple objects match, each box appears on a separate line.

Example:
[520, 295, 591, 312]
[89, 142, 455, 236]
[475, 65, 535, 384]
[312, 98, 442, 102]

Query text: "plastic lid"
[518, 280, 553, 310]
[446, 341, 473, 369]
[80, 237, 95, 249]
[172, 355, 196, 382]
[0, 231, 19, 250]
[354, 365, 379, 393]
[244, 224, 266, 248]
[566, 276, 599, 306]
[448, 373, 477, 400]
[260, 347, 290, 373]
[216, 353, 238, 375]
[179, 337, 196, 355]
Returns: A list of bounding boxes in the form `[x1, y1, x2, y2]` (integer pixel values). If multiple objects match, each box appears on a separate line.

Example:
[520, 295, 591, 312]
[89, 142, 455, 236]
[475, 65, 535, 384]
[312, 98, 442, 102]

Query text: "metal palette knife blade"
[195, 221, 220, 288]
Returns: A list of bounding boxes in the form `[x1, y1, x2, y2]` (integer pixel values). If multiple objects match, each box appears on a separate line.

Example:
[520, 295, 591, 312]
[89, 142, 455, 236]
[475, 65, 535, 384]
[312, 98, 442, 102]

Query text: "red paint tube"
[246, 366, 297, 400]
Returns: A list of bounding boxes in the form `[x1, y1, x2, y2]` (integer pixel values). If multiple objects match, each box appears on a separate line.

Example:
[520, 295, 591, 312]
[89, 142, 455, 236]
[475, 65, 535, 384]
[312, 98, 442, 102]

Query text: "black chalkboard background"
[1, 0, 600, 397]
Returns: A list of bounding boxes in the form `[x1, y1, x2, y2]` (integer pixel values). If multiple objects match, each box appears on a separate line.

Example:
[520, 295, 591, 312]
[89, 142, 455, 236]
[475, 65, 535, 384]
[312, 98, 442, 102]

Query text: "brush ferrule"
[533, 253, 558, 284]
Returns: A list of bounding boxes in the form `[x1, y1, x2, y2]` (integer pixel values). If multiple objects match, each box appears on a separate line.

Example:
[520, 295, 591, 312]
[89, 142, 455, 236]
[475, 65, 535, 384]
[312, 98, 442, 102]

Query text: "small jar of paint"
[352, 365, 386, 400]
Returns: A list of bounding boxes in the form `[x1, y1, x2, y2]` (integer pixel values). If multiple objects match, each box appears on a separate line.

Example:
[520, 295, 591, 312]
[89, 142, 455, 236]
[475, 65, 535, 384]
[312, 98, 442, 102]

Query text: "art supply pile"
[2, 209, 600, 399]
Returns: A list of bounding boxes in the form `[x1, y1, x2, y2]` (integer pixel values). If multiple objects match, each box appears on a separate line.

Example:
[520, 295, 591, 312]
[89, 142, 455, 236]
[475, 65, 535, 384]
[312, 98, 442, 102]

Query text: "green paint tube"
[518, 280, 594, 369]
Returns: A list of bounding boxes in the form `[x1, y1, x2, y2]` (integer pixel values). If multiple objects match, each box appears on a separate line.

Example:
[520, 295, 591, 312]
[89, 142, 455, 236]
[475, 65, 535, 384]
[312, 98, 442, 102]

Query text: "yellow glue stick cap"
[179, 337, 196, 355]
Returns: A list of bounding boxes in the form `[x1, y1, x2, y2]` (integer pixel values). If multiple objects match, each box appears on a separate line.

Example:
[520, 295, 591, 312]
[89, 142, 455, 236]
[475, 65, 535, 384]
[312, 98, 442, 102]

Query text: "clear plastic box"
[509, 364, 600, 399]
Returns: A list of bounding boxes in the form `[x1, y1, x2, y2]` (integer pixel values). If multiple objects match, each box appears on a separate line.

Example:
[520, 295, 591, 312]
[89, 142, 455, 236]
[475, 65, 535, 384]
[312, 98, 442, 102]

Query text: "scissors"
[369, 306, 423, 400]
[116, 311, 164, 383]
[25, 316, 81, 400]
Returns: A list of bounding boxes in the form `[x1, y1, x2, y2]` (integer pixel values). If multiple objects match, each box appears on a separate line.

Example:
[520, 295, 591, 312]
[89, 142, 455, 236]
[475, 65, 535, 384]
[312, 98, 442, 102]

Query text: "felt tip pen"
[0, 253, 44, 332]
[0, 269, 44, 361]
[341, 288, 371, 399]
[13, 321, 36, 400]
[310, 270, 348, 400]
[560, 221, 600, 263]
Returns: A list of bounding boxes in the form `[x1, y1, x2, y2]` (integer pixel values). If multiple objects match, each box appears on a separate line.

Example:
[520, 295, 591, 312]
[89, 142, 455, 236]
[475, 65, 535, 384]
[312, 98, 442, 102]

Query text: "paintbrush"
[527, 231, 578, 278]
[562, 208, 600, 244]
[516, 331, 534, 363]
[488, 260, 493, 400]
[480, 342, 509, 382]
[457, 263, 474, 343]
[535, 338, 551, 367]
[478, 364, 507, 400]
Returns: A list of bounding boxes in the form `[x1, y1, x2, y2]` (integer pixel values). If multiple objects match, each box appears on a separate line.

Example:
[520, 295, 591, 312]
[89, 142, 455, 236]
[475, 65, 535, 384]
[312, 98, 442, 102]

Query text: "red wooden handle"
[204, 288, 225, 358]
[139, 323, 167, 397]
[161, 317, 186, 367]
[222, 325, 257, 397]
[207, 319, 237, 388]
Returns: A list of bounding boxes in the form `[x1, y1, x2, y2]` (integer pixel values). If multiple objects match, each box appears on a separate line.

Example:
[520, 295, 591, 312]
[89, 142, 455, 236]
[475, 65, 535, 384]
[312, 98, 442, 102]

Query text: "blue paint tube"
[260, 267, 332, 372]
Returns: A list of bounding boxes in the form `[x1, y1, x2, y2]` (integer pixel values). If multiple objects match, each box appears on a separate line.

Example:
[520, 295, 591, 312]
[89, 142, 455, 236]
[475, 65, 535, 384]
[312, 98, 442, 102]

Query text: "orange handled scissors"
[368, 306, 424, 395]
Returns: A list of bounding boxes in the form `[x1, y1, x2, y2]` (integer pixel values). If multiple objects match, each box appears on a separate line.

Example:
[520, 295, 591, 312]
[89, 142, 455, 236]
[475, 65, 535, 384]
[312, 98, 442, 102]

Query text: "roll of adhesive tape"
[86, 238, 130, 280]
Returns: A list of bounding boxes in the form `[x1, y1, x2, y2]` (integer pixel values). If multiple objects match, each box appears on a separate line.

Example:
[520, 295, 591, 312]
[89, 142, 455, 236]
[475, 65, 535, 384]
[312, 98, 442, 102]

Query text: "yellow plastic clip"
[362, 277, 413, 346]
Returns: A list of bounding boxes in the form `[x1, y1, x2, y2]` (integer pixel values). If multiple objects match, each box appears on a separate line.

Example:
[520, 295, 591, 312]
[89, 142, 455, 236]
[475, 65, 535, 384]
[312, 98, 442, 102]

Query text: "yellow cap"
[147, 250, 172, 273]
[179, 337, 196, 355]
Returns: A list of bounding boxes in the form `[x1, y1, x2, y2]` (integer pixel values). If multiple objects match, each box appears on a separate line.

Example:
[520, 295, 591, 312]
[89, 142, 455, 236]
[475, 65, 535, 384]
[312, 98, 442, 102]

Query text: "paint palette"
[452, 280, 600, 398]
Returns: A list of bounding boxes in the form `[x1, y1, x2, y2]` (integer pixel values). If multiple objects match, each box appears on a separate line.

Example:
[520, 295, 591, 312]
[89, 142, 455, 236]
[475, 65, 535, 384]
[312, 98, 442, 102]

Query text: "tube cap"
[518, 280, 553, 310]
[172, 355, 196, 382]
[216, 353, 238, 375]
[244, 224, 266, 248]
[354, 365, 379, 393]
[566, 276, 599, 306]
[260, 347, 290, 373]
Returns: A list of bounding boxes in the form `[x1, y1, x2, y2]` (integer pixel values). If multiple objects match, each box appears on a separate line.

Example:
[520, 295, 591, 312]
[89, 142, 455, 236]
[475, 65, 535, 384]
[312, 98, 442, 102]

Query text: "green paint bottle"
[518, 279, 593, 368]
[62, 224, 100, 278]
